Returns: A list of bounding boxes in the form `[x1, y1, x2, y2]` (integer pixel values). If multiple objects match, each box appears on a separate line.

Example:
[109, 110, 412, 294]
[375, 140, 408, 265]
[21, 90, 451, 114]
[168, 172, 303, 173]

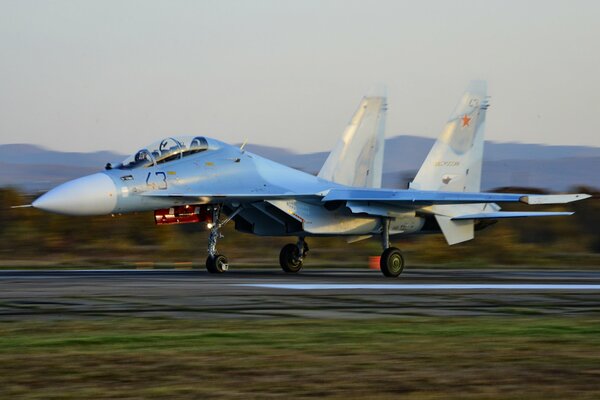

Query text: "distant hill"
[1, 136, 599, 192]
[0, 144, 123, 168]
[382, 157, 600, 191]
[0, 162, 99, 192]
[0, 144, 124, 192]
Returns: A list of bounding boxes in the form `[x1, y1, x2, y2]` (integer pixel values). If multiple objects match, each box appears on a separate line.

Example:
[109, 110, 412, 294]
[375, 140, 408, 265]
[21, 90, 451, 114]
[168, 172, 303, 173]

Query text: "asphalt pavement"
[1, 268, 599, 319]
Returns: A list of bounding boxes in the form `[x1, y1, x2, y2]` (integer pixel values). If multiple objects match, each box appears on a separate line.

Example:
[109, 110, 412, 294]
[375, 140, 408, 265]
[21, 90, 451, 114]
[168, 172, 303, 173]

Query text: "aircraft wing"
[142, 188, 590, 206]
[321, 188, 591, 205]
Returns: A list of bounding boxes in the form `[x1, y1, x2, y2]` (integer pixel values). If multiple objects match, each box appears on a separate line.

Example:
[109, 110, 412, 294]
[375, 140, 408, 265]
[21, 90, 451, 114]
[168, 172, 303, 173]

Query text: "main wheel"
[279, 243, 303, 273]
[206, 254, 228, 273]
[380, 247, 404, 277]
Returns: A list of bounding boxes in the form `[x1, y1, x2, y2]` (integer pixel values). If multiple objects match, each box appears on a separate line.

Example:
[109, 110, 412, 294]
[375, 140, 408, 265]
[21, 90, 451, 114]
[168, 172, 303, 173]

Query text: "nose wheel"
[206, 254, 229, 273]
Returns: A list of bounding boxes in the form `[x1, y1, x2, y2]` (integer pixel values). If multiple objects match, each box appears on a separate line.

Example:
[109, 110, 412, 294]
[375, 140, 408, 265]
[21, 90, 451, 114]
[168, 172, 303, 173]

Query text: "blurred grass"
[1, 317, 600, 399]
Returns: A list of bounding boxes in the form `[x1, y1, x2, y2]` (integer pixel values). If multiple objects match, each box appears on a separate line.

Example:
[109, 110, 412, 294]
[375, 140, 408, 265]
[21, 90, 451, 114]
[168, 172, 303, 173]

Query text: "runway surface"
[1, 268, 599, 319]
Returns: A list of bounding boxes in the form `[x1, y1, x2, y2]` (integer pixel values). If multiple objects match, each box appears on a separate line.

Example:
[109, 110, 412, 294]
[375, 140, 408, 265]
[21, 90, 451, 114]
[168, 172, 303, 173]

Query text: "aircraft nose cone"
[32, 173, 118, 216]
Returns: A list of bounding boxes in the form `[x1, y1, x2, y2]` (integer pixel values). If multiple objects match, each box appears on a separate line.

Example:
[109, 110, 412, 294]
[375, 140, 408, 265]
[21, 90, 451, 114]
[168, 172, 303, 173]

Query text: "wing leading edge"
[139, 192, 323, 202]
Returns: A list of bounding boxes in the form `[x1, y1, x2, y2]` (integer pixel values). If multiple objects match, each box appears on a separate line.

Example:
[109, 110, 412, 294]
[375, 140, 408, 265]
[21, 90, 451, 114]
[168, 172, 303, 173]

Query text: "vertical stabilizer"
[411, 81, 489, 192]
[411, 81, 489, 245]
[318, 96, 387, 188]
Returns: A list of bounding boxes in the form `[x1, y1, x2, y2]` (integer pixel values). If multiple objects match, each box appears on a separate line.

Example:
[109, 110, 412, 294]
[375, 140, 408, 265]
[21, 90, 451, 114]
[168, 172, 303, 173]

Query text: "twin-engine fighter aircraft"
[32, 81, 590, 277]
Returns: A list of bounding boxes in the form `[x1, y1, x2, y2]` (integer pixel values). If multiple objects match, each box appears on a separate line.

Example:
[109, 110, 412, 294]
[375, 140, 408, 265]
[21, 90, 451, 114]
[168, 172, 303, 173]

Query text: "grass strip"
[0, 317, 599, 399]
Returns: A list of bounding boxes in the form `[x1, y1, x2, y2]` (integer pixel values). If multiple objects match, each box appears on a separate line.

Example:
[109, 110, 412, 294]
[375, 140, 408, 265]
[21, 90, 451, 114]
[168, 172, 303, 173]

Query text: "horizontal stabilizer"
[322, 189, 591, 206]
[323, 189, 524, 204]
[452, 211, 574, 220]
[520, 194, 591, 204]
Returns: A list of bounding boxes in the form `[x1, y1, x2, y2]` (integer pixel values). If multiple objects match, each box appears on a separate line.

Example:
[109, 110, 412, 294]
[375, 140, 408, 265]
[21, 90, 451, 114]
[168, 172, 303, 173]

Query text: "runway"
[1, 268, 599, 319]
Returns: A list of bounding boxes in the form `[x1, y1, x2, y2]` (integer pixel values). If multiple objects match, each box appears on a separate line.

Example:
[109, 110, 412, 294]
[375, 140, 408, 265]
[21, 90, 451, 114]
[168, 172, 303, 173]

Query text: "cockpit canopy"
[118, 136, 210, 169]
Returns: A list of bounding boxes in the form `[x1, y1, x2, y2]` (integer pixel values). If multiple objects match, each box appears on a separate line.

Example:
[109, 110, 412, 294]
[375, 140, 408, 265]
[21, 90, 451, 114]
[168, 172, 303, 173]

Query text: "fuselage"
[32, 136, 426, 237]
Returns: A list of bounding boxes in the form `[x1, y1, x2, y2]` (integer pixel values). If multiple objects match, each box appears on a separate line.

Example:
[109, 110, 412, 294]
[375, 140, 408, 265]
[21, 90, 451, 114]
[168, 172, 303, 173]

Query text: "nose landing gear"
[205, 205, 241, 274]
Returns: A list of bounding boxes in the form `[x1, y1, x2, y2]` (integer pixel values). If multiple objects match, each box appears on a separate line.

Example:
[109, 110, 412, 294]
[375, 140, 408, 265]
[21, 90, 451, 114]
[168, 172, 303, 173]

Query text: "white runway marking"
[237, 283, 600, 291]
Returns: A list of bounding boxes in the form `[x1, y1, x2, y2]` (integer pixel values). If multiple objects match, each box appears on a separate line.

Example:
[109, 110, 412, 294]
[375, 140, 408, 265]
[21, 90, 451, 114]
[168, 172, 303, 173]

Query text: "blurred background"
[2, 183, 598, 269]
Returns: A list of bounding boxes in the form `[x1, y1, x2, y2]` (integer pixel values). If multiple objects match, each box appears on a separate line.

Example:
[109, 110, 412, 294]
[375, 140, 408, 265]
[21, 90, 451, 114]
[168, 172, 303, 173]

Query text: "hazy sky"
[1, 0, 599, 154]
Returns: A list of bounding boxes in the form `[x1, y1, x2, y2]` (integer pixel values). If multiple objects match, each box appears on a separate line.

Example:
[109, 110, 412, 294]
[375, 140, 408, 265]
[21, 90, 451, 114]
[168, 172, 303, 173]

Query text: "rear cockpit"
[114, 136, 213, 170]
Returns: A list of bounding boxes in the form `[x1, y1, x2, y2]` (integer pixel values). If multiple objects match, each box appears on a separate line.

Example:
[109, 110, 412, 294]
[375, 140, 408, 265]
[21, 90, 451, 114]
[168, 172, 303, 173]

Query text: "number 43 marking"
[146, 172, 168, 190]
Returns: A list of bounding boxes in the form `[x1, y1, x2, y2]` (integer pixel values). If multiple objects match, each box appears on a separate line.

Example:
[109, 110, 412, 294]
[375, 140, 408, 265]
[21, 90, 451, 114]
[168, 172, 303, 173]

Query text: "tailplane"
[318, 96, 387, 188]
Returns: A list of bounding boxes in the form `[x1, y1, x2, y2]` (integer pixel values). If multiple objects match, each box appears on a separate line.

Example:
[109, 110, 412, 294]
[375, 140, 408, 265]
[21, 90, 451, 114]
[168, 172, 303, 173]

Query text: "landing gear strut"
[379, 218, 404, 277]
[205, 205, 241, 274]
[279, 237, 309, 273]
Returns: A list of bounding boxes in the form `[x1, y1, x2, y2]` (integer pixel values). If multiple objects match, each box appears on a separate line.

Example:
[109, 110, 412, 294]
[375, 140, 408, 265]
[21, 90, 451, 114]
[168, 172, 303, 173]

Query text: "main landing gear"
[379, 218, 405, 277]
[279, 237, 309, 273]
[205, 205, 242, 274]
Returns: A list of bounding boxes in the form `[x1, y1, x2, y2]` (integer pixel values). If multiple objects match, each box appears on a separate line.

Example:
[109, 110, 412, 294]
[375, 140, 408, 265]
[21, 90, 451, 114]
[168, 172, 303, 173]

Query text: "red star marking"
[461, 114, 471, 127]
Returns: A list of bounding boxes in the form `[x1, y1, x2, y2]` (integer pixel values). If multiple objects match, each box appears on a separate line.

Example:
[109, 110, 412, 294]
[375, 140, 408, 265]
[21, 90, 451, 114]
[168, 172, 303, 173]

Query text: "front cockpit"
[115, 136, 212, 170]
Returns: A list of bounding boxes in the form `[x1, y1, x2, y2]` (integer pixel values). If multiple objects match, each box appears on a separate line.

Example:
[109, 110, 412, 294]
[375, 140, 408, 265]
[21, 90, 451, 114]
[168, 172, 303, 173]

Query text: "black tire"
[206, 254, 228, 273]
[380, 247, 404, 277]
[279, 243, 303, 273]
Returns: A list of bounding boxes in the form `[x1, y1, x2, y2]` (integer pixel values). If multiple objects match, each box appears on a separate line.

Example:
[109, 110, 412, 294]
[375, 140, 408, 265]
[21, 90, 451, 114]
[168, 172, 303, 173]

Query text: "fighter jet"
[31, 81, 590, 277]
